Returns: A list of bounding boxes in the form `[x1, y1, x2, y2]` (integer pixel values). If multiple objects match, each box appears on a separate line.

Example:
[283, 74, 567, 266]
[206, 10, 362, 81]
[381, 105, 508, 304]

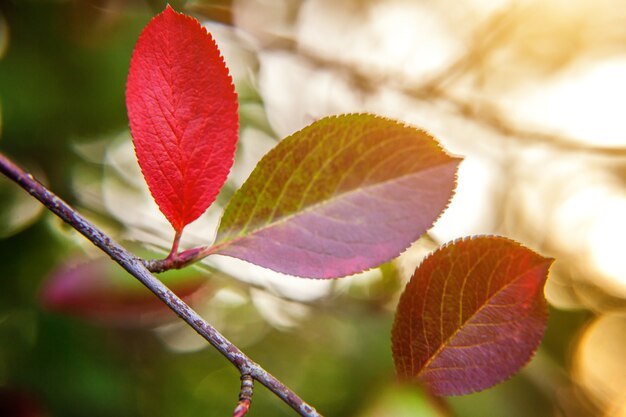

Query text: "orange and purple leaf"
[214, 114, 461, 279]
[126, 5, 238, 232]
[391, 236, 553, 396]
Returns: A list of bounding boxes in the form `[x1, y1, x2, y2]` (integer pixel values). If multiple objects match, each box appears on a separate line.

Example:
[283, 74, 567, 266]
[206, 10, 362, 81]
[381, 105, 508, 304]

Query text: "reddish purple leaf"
[214, 114, 461, 278]
[391, 236, 553, 395]
[40, 258, 208, 326]
[126, 5, 238, 233]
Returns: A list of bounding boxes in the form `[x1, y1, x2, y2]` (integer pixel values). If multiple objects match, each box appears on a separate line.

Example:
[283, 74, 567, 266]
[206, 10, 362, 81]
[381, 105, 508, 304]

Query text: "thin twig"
[144, 245, 207, 272]
[233, 374, 254, 417]
[0, 151, 322, 417]
[143, 235, 229, 273]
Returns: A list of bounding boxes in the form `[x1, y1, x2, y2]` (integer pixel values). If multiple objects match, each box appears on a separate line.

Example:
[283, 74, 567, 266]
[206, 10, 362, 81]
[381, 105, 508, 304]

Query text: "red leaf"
[391, 236, 553, 396]
[126, 5, 238, 232]
[40, 258, 208, 326]
[215, 114, 460, 278]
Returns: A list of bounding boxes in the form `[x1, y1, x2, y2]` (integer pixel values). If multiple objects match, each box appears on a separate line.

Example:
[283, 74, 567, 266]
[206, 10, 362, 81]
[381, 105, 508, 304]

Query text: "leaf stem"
[0, 151, 322, 417]
[144, 229, 199, 272]
[233, 374, 254, 417]
[168, 230, 183, 259]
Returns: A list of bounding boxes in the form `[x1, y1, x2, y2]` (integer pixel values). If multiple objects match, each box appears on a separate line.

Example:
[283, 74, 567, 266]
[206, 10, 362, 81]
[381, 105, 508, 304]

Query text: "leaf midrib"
[214, 159, 458, 252]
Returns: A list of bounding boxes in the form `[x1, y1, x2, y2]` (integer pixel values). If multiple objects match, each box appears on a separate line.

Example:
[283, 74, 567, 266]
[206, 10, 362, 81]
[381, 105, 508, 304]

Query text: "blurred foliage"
[0, 1, 148, 197]
[0, 1, 608, 417]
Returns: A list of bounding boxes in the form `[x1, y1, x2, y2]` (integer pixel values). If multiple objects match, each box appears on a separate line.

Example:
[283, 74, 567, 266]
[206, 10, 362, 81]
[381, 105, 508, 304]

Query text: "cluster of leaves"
[125, 6, 553, 397]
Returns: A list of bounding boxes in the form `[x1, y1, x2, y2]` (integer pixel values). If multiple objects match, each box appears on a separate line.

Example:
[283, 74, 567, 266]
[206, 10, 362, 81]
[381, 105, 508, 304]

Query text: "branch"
[0, 151, 322, 417]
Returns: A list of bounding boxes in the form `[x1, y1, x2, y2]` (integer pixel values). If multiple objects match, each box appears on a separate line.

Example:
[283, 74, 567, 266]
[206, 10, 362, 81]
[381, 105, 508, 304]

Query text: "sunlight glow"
[574, 314, 626, 410]
[369, 1, 461, 78]
[297, 0, 462, 81]
[430, 157, 498, 242]
[588, 196, 626, 297]
[506, 57, 626, 147]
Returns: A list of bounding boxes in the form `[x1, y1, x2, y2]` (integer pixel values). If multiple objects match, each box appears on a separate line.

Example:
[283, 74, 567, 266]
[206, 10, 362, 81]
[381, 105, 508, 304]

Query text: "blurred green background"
[0, 1, 620, 416]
